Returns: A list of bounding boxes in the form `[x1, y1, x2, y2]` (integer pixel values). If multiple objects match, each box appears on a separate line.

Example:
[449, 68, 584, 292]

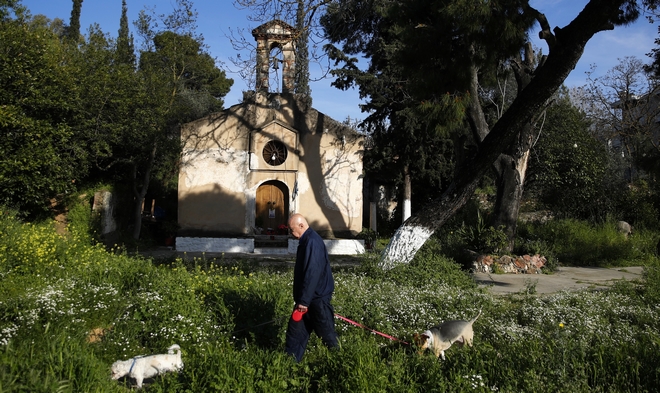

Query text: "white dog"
[413, 310, 481, 360]
[111, 344, 183, 388]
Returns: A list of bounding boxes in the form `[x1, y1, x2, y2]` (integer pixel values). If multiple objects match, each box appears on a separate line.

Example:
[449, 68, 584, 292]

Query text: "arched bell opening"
[268, 43, 284, 94]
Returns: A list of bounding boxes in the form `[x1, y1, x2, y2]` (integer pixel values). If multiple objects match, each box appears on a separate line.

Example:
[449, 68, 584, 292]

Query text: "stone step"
[253, 247, 290, 255]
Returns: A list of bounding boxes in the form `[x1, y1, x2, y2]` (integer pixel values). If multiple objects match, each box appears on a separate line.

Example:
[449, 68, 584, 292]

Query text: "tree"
[0, 10, 82, 214]
[488, 43, 544, 252]
[71, 24, 136, 181]
[323, 0, 541, 258]
[323, 0, 477, 230]
[576, 56, 660, 182]
[527, 93, 611, 219]
[66, 0, 83, 42]
[0, 0, 22, 20]
[116, 0, 135, 66]
[360, 103, 457, 227]
[116, 1, 232, 239]
[645, 3, 660, 76]
[325, 0, 650, 267]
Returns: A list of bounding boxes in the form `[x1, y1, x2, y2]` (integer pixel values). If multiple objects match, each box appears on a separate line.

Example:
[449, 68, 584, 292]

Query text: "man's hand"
[296, 304, 308, 312]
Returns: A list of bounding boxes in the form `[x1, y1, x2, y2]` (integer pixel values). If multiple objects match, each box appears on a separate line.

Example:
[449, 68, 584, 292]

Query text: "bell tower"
[251, 20, 298, 94]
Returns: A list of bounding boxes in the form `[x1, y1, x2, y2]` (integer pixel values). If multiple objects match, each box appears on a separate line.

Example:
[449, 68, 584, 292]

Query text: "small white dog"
[111, 344, 183, 388]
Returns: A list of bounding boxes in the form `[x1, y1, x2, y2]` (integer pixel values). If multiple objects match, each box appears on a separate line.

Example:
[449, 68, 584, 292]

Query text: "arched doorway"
[255, 181, 289, 233]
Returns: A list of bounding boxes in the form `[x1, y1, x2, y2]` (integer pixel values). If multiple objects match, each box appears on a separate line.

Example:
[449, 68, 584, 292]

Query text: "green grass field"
[2, 209, 660, 392]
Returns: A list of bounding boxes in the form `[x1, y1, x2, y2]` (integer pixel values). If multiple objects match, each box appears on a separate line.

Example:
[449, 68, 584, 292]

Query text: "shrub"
[642, 264, 660, 303]
[455, 212, 508, 255]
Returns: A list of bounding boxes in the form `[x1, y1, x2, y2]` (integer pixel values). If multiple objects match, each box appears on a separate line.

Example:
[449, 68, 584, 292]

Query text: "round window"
[262, 140, 288, 166]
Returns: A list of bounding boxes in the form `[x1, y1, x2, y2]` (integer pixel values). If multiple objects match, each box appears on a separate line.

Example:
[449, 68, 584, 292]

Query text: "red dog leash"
[334, 313, 409, 345]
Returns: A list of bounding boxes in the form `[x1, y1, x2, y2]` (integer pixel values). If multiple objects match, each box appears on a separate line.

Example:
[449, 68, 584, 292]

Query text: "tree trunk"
[491, 42, 538, 252]
[402, 164, 411, 222]
[492, 141, 532, 252]
[369, 181, 378, 232]
[379, 1, 623, 268]
[132, 141, 158, 240]
[467, 61, 490, 142]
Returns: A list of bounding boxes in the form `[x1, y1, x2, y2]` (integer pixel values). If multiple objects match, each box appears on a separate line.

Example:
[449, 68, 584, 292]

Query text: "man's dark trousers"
[284, 297, 338, 362]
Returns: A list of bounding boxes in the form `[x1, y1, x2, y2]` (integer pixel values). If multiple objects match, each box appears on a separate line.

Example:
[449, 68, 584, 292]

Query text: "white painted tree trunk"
[378, 224, 434, 269]
[402, 164, 412, 222]
[402, 200, 411, 223]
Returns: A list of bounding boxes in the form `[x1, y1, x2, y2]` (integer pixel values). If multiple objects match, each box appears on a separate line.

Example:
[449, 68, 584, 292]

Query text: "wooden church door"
[256, 181, 289, 232]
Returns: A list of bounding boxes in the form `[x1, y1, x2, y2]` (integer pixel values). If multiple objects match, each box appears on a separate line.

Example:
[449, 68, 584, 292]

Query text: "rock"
[471, 254, 545, 274]
[617, 221, 632, 237]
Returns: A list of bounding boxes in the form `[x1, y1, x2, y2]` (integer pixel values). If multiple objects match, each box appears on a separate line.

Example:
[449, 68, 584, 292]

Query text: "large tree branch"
[380, 0, 636, 267]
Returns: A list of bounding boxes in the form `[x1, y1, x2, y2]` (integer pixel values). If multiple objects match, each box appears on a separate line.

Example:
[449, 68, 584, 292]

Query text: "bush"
[643, 264, 660, 303]
[436, 207, 509, 267]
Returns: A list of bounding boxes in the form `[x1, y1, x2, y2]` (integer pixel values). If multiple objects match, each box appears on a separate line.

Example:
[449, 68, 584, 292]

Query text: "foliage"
[642, 264, 660, 302]
[0, 1, 232, 232]
[618, 180, 660, 229]
[0, 0, 23, 20]
[323, 0, 474, 206]
[324, 0, 652, 267]
[355, 227, 377, 249]
[139, 31, 232, 122]
[3, 213, 660, 391]
[434, 198, 508, 264]
[72, 0, 233, 240]
[454, 210, 508, 255]
[355, 238, 478, 291]
[116, 0, 136, 66]
[526, 95, 612, 220]
[66, 0, 83, 42]
[513, 237, 560, 272]
[0, 15, 81, 215]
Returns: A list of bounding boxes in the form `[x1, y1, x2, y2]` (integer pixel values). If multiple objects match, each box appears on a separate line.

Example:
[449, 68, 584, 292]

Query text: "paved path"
[472, 266, 645, 294]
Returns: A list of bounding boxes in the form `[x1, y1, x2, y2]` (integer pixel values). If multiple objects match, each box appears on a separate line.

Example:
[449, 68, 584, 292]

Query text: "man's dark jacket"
[293, 228, 334, 306]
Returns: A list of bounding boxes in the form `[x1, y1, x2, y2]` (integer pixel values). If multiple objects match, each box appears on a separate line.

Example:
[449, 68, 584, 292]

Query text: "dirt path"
[472, 266, 645, 294]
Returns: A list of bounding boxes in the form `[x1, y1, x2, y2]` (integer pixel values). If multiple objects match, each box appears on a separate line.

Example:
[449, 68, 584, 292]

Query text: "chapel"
[176, 20, 365, 253]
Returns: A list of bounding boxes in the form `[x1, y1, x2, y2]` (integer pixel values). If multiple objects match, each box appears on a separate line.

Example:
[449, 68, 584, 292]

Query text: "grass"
[516, 218, 659, 267]
[2, 208, 660, 391]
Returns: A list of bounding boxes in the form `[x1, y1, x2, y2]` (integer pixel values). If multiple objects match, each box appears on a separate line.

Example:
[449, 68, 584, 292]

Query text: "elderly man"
[284, 213, 338, 362]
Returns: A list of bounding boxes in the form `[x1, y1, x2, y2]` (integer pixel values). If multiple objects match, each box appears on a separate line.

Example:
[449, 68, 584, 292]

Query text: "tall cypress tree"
[67, 0, 83, 41]
[116, 0, 135, 66]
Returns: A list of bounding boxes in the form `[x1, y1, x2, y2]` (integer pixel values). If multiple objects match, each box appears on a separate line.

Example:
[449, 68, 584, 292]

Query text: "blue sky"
[20, 0, 658, 123]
